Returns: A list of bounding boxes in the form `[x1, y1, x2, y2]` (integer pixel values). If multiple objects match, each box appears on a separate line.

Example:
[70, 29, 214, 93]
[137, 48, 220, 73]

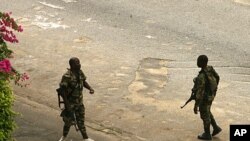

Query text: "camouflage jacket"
[60, 69, 87, 105]
[194, 66, 220, 106]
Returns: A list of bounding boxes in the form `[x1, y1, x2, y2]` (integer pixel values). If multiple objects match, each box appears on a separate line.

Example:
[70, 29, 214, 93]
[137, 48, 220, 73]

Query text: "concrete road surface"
[1, 0, 250, 140]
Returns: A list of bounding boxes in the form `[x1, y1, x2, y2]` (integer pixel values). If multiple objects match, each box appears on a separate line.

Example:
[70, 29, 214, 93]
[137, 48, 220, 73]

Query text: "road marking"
[82, 18, 92, 22]
[145, 35, 156, 39]
[61, 0, 77, 3]
[38, 1, 65, 10]
[234, 0, 250, 5]
[32, 21, 69, 29]
[31, 14, 69, 29]
[81, 18, 97, 23]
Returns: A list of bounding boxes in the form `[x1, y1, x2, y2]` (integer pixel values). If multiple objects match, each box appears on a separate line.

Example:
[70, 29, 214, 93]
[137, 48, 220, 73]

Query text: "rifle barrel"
[180, 96, 194, 109]
[180, 103, 188, 109]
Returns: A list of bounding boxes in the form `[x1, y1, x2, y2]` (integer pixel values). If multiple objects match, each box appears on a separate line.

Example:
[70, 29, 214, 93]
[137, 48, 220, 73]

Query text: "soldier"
[193, 55, 222, 140]
[58, 57, 95, 141]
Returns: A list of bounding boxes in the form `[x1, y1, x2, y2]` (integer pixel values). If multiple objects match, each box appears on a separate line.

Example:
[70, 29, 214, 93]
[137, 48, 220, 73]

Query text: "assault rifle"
[180, 91, 196, 109]
[181, 77, 197, 109]
[56, 87, 79, 131]
[57, 87, 65, 109]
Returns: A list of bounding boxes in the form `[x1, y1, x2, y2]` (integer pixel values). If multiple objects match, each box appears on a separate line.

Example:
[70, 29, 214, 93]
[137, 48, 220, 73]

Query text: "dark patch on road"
[126, 58, 172, 111]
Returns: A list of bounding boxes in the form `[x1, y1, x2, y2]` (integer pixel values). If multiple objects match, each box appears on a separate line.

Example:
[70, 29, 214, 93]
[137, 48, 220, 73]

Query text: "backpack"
[203, 67, 218, 96]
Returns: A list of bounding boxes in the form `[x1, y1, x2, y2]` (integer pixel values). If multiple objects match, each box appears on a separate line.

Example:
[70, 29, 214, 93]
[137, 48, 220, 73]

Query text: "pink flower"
[0, 11, 23, 44]
[1, 31, 19, 43]
[0, 25, 6, 32]
[2, 19, 11, 27]
[3, 12, 10, 18]
[0, 59, 12, 73]
[17, 25, 23, 32]
[20, 73, 29, 81]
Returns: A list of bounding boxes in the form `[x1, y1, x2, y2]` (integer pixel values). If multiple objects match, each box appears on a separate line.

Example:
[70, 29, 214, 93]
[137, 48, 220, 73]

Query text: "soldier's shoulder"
[208, 65, 214, 69]
[79, 69, 86, 75]
[198, 71, 205, 79]
[207, 65, 214, 71]
[196, 73, 205, 85]
[79, 69, 87, 79]
[62, 69, 72, 78]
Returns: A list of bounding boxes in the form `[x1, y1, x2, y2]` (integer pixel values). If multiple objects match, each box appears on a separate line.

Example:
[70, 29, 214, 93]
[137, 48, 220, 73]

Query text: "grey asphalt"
[13, 95, 121, 141]
[1, 0, 250, 141]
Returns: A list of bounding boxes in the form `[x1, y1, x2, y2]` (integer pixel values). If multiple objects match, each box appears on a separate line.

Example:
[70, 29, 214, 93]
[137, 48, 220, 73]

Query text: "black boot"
[198, 133, 212, 140]
[211, 118, 222, 136]
[212, 126, 222, 136]
[198, 124, 212, 140]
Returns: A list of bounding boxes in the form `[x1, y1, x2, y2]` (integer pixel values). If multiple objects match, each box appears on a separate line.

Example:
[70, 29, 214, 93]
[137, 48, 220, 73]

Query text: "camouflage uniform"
[194, 65, 220, 136]
[60, 69, 88, 139]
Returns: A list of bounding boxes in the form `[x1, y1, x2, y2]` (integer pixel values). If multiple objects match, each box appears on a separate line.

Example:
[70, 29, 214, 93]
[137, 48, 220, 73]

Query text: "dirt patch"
[126, 58, 172, 111]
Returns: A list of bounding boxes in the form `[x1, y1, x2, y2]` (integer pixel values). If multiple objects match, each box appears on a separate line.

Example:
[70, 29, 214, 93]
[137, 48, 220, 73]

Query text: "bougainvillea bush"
[0, 11, 28, 141]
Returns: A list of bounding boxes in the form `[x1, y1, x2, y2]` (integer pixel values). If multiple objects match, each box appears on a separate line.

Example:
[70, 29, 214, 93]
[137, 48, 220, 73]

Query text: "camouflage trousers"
[199, 99, 218, 133]
[60, 104, 88, 139]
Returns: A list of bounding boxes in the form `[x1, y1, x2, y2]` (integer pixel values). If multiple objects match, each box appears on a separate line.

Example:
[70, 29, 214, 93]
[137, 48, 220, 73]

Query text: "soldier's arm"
[83, 80, 91, 90]
[83, 80, 94, 94]
[194, 75, 205, 107]
[81, 71, 94, 94]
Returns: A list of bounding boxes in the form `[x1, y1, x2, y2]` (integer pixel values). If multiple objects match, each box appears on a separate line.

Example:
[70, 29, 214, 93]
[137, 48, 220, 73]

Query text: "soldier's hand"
[193, 106, 198, 114]
[89, 88, 94, 94]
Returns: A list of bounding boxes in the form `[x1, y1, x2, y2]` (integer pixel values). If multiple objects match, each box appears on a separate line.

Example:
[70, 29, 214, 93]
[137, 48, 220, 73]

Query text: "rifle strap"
[203, 71, 210, 87]
[203, 71, 213, 97]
